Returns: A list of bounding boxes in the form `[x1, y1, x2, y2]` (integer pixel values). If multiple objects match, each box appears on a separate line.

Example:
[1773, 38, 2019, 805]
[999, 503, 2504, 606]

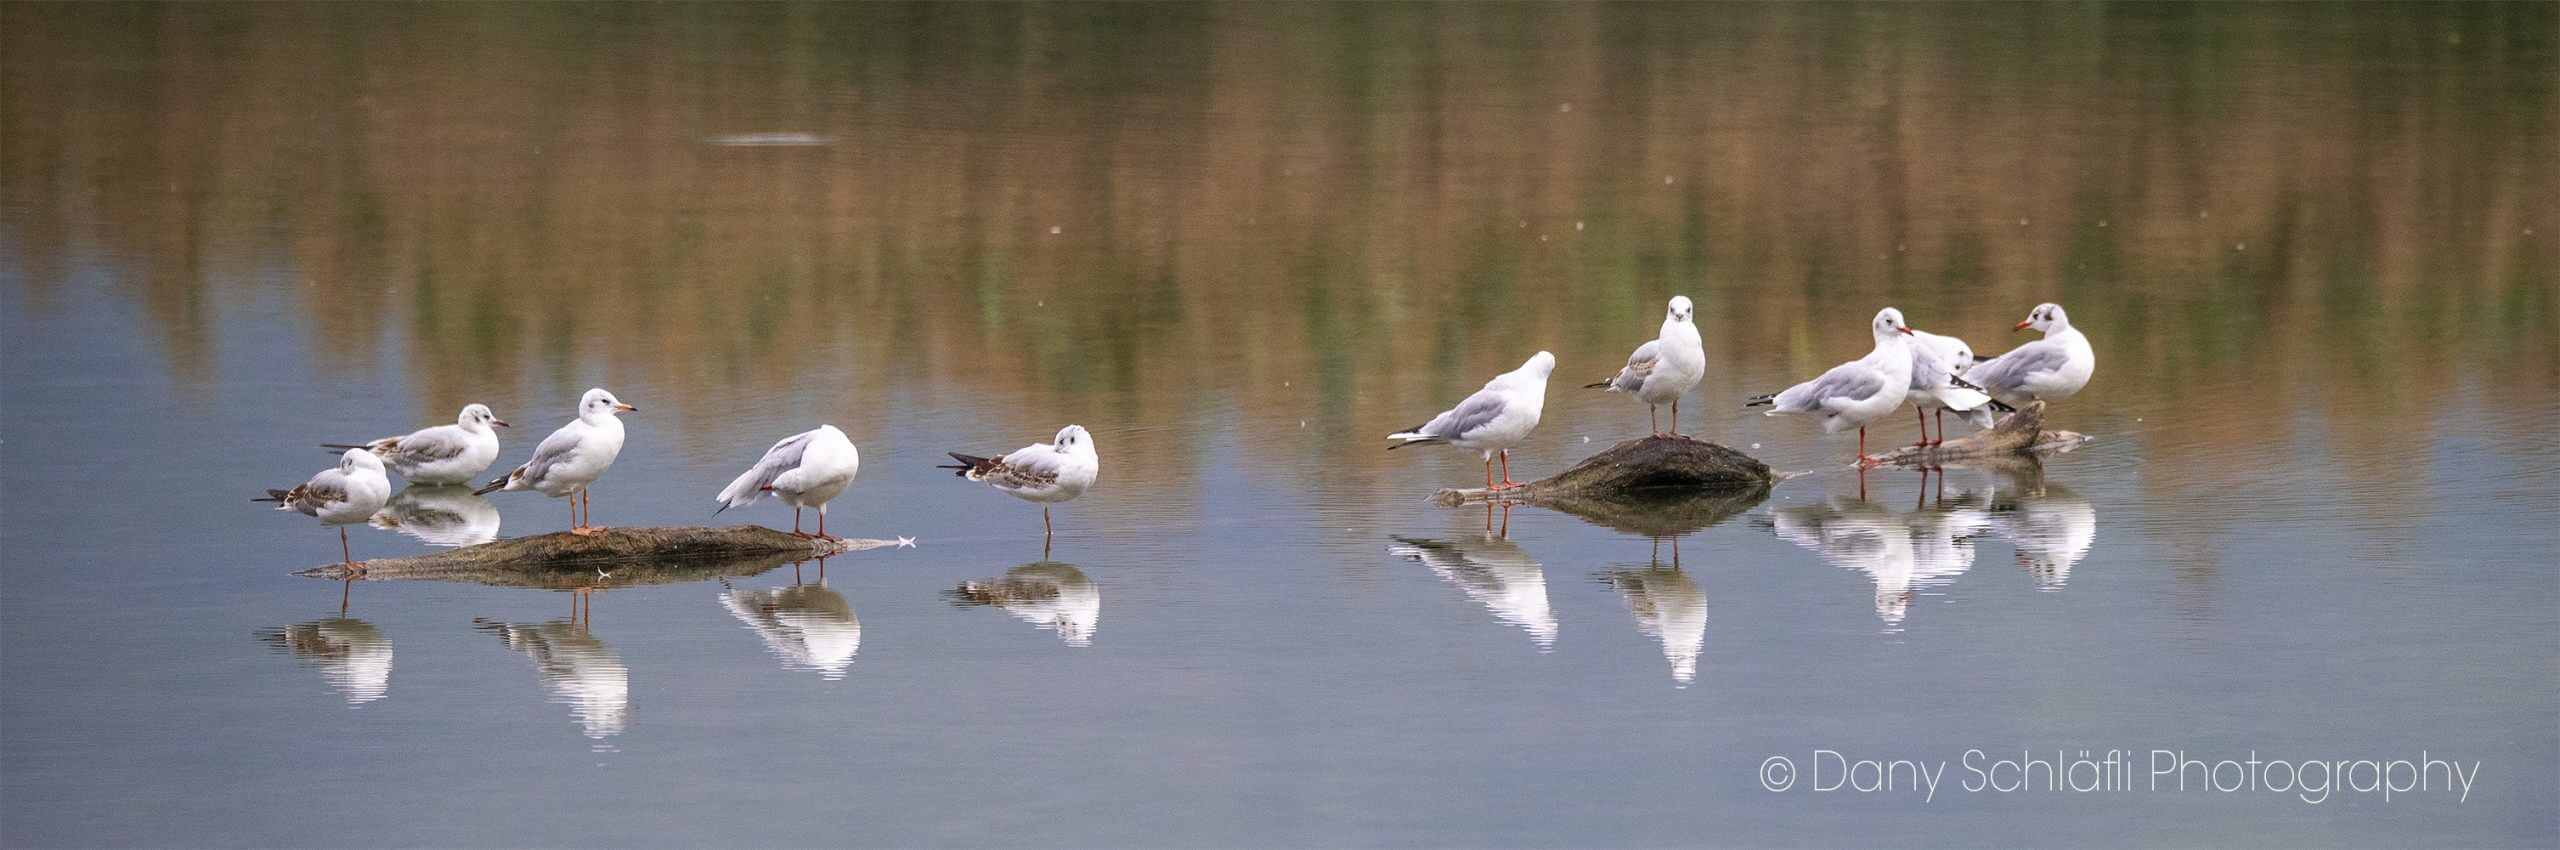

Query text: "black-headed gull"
[940, 425, 1099, 538]
[715, 424, 861, 540]
[256, 448, 393, 566]
[1963, 303, 2095, 407]
[475, 388, 636, 536]
[1586, 296, 1707, 436]
[1905, 326, 2005, 446]
[1746, 308, 1916, 466]
[1389, 351, 1556, 490]
[323, 404, 508, 485]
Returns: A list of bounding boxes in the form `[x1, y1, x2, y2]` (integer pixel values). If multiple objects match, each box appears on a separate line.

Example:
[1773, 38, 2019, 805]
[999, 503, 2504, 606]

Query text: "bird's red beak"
[492, 420, 511, 427]
[614, 404, 638, 412]
[1897, 326, 1913, 335]
[2013, 320, 2032, 332]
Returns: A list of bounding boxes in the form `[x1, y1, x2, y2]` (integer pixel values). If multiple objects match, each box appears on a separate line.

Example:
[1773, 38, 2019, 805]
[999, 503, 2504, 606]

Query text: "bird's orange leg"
[1856, 427, 1881, 468]
[1933, 409, 1947, 446]
[1494, 450, 1525, 489]
[791, 507, 812, 539]
[1914, 407, 1930, 447]
[1043, 506, 1054, 537]
[1483, 455, 1495, 489]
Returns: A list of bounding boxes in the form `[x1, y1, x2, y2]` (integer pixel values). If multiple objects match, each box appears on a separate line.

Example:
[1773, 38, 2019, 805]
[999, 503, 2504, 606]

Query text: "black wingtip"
[1583, 381, 1612, 389]
[1743, 394, 1776, 408]
[1986, 398, 2017, 413]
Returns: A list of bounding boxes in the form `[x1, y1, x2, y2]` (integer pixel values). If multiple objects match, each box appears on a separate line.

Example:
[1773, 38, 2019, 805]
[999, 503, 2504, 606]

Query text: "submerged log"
[294, 525, 911, 585]
[1433, 434, 1776, 506]
[1869, 401, 2090, 469]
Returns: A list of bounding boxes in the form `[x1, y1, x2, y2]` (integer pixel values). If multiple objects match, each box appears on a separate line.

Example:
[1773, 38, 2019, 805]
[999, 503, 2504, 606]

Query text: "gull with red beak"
[1963, 303, 2095, 407]
[476, 388, 636, 535]
[323, 403, 509, 486]
[1746, 308, 1917, 467]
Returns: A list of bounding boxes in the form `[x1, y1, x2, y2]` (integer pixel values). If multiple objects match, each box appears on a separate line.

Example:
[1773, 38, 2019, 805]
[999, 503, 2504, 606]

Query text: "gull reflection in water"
[474, 613, 629, 743]
[1601, 553, 1706, 687]
[369, 484, 500, 548]
[1990, 480, 2096, 590]
[947, 562, 1099, 647]
[1389, 520, 1558, 651]
[260, 617, 392, 706]
[720, 565, 860, 680]
[1768, 490, 1989, 631]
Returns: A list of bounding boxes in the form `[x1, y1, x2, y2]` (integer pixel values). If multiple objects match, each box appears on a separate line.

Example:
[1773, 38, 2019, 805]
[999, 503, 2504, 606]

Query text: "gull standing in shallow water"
[323, 404, 508, 485]
[1389, 351, 1556, 490]
[1904, 325, 2006, 446]
[475, 388, 635, 535]
[1587, 296, 1707, 436]
[256, 448, 393, 566]
[1746, 308, 1916, 466]
[1963, 303, 2095, 407]
[715, 425, 861, 540]
[941, 425, 1099, 538]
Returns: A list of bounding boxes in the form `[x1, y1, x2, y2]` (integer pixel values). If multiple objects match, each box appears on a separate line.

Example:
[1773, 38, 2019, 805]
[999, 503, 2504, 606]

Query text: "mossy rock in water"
[1433, 434, 1776, 506]
[295, 525, 902, 585]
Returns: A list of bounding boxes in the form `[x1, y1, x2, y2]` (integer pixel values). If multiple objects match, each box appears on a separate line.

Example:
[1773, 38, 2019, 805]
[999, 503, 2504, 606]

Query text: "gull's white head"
[2016, 303, 2070, 334]
[459, 403, 509, 430]
[580, 388, 637, 419]
[1665, 295, 1695, 324]
[1522, 350, 1557, 377]
[1052, 425, 1094, 455]
[1872, 308, 1914, 340]
[342, 448, 386, 474]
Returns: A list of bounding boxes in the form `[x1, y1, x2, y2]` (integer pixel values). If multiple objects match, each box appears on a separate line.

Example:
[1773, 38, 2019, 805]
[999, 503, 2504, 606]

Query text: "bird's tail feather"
[1743, 393, 1777, 408]
[251, 489, 290, 503]
[319, 443, 366, 452]
[1583, 380, 1612, 389]
[940, 452, 994, 477]
[472, 474, 509, 496]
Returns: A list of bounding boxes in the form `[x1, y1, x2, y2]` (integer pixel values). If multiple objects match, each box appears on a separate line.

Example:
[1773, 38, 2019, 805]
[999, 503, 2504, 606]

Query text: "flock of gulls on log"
[260, 299, 2092, 568]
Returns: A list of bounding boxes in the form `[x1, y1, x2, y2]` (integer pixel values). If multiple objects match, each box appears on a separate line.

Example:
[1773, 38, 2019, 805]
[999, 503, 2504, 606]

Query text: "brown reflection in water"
[4, 3, 2551, 488]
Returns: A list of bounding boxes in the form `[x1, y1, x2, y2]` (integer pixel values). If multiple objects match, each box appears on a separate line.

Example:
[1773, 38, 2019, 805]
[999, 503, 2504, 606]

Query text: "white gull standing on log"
[323, 404, 508, 486]
[715, 425, 861, 540]
[940, 425, 1100, 539]
[475, 388, 636, 535]
[256, 448, 394, 567]
[1904, 324, 2005, 446]
[1745, 308, 1916, 466]
[1586, 296, 1708, 436]
[1963, 303, 2095, 407]
[1389, 350, 1556, 490]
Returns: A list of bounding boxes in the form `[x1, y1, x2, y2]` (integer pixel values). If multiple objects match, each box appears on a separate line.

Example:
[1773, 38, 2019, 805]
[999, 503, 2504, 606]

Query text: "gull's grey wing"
[1603, 339, 1662, 391]
[718, 430, 815, 504]
[1964, 343, 2067, 393]
[1908, 341, 1957, 391]
[1423, 390, 1511, 440]
[988, 444, 1066, 490]
[1778, 364, 1888, 412]
[392, 427, 471, 463]
[520, 426, 587, 482]
[293, 468, 352, 515]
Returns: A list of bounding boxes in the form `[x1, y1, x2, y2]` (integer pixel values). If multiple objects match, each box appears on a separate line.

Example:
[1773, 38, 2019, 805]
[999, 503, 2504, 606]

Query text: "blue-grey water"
[3, 3, 2555, 847]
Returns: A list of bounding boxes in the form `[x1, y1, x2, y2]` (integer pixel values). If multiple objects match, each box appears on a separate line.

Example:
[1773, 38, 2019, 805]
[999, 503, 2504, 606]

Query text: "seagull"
[1963, 303, 2095, 407]
[256, 448, 393, 567]
[1586, 296, 1707, 436]
[474, 388, 636, 536]
[1904, 325, 2006, 446]
[1746, 308, 1916, 466]
[714, 425, 861, 540]
[940, 425, 1099, 538]
[323, 404, 508, 485]
[1389, 350, 1556, 490]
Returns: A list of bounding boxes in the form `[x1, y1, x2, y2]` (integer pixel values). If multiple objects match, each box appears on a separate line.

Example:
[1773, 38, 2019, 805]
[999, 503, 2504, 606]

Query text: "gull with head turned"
[1746, 308, 1917, 466]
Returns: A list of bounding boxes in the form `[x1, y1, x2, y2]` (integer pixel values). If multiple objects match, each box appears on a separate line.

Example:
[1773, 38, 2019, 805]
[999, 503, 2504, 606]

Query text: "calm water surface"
[3, 3, 2556, 847]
